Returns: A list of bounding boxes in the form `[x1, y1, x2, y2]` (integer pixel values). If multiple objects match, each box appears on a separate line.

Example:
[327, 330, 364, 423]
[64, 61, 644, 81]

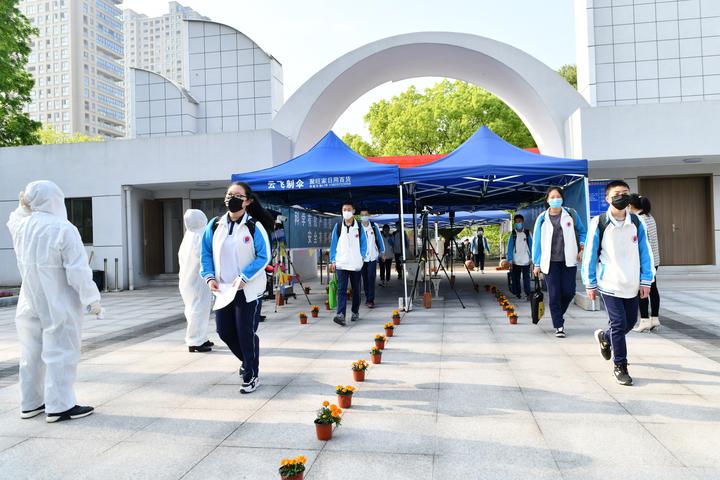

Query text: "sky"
[120, 0, 578, 139]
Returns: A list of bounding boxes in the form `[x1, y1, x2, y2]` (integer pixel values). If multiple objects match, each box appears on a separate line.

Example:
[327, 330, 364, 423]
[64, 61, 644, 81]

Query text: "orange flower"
[322, 400, 329, 407]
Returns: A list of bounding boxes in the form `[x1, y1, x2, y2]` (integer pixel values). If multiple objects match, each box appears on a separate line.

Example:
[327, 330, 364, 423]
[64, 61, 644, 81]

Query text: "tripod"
[437, 235, 480, 292]
[273, 222, 312, 312]
[408, 211, 466, 308]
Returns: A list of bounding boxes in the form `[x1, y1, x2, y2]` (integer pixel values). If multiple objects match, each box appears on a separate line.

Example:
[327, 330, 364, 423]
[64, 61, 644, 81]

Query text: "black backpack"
[595, 212, 642, 257]
[335, 220, 381, 251]
[212, 214, 278, 254]
[510, 228, 532, 253]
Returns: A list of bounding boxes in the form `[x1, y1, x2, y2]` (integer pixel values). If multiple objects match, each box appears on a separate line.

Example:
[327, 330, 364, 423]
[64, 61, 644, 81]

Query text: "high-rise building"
[20, 0, 125, 138]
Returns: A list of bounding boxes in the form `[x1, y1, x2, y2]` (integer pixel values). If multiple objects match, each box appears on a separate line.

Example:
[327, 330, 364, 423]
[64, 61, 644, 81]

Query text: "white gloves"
[18, 191, 31, 214]
[87, 302, 104, 319]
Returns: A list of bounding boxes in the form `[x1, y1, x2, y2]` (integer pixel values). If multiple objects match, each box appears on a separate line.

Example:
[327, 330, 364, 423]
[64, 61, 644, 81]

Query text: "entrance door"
[639, 176, 713, 265]
[143, 199, 165, 275]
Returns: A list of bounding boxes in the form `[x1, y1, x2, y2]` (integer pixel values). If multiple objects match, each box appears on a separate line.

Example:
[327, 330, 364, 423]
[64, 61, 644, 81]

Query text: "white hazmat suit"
[179, 209, 212, 347]
[7, 180, 101, 414]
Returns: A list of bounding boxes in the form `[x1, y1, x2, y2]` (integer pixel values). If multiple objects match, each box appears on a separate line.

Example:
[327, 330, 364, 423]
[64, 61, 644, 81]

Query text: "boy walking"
[360, 208, 385, 308]
[507, 214, 532, 299]
[582, 181, 655, 386]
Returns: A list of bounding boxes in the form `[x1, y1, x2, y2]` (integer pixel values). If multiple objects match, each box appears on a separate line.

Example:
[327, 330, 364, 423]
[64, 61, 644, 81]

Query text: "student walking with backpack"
[378, 224, 394, 286]
[359, 208, 385, 308]
[200, 182, 272, 394]
[507, 214, 532, 300]
[329, 200, 367, 326]
[532, 187, 587, 338]
[471, 228, 491, 273]
[629, 194, 661, 333]
[582, 181, 655, 386]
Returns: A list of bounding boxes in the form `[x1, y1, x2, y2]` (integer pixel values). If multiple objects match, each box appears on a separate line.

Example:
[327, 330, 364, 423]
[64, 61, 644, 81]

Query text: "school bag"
[530, 275, 545, 324]
[596, 212, 642, 257]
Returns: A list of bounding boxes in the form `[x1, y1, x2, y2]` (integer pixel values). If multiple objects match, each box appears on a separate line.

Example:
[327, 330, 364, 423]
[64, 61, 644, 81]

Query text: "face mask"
[515, 223, 523, 230]
[227, 196, 244, 213]
[360, 215, 369, 223]
[477, 231, 483, 236]
[548, 198, 563, 209]
[342, 211, 354, 220]
[610, 193, 631, 210]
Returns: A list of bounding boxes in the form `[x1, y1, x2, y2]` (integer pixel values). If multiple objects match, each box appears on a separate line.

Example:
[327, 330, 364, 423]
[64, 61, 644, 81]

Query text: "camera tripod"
[272, 221, 312, 313]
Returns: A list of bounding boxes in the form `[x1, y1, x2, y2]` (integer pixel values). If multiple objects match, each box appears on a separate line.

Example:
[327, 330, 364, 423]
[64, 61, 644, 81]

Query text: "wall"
[130, 69, 199, 137]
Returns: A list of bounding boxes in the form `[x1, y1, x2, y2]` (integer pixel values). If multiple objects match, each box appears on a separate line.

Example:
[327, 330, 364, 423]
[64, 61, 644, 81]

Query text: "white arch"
[273, 32, 588, 157]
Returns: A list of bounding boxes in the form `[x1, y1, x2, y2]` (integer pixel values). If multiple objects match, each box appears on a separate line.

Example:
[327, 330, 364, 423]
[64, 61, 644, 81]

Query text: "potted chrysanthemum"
[352, 359, 369, 381]
[374, 334, 386, 350]
[279, 455, 307, 480]
[384, 322, 394, 337]
[315, 401, 342, 440]
[299, 312, 308, 325]
[370, 346, 382, 364]
[335, 384, 355, 408]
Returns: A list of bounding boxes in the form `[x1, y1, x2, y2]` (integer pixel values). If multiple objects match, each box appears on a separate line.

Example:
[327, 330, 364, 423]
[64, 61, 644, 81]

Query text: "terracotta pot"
[371, 353, 382, 364]
[509, 316, 518, 325]
[281, 473, 304, 480]
[299, 316, 307, 325]
[352, 370, 365, 382]
[385, 328, 394, 337]
[374, 340, 385, 350]
[311, 311, 319, 318]
[304, 287, 311, 294]
[423, 291, 432, 308]
[276, 291, 284, 306]
[392, 316, 401, 326]
[337, 394, 352, 408]
[315, 421, 332, 441]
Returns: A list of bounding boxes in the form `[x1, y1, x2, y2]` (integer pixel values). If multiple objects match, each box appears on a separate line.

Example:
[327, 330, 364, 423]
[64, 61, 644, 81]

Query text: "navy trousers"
[602, 294, 639, 365]
[336, 269, 361, 316]
[216, 290, 259, 382]
[510, 264, 531, 297]
[361, 260, 377, 302]
[544, 261, 577, 329]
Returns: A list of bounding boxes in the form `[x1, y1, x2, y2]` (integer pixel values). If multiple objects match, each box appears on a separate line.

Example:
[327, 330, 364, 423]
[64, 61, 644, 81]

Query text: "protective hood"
[23, 180, 67, 218]
[184, 209, 208, 233]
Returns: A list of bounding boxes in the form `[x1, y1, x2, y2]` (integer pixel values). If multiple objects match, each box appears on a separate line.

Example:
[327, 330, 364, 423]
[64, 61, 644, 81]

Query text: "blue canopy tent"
[233, 131, 403, 213]
[373, 210, 509, 227]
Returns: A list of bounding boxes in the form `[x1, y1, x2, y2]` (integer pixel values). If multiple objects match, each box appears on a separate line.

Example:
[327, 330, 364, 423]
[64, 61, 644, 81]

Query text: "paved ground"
[0, 271, 719, 480]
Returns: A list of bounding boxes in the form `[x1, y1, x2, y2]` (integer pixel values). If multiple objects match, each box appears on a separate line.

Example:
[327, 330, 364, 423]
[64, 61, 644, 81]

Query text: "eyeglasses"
[225, 193, 247, 200]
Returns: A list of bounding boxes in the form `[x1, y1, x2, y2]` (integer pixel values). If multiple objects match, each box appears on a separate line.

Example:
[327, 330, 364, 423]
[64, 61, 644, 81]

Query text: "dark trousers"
[361, 260, 377, 302]
[379, 257, 392, 282]
[216, 290, 259, 382]
[510, 264, 531, 297]
[544, 261, 577, 329]
[394, 254, 404, 278]
[639, 266, 660, 318]
[602, 294, 639, 364]
[474, 251, 486, 271]
[336, 269, 361, 316]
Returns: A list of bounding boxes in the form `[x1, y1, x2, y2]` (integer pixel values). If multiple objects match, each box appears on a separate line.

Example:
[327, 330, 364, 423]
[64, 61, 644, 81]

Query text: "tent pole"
[399, 184, 409, 311]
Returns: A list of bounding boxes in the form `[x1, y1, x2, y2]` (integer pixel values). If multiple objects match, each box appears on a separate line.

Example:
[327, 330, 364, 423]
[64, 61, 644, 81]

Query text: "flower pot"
[384, 328, 394, 337]
[304, 287, 311, 295]
[509, 316, 518, 325]
[337, 395, 352, 409]
[423, 291, 432, 308]
[281, 473, 304, 480]
[374, 340, 385, 350]
[352, 370, 366, 382]
[299, 317, 307, 325]
[371, 353, 382, 364]
[311, 311, 319, 318]
[392, 316, 401, 326]
[276, 291, 284, 306]
[315, 422, 333, 441]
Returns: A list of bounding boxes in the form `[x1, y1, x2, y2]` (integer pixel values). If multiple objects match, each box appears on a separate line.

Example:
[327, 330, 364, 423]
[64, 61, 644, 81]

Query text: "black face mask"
[227, 196, 244, 213]
[611, 194, 631, 210]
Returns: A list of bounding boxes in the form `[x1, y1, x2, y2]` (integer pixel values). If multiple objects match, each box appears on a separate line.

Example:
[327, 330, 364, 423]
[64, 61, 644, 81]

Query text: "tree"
[38, 124, 103, 144]
[345, 79, 536, 157]
[0, 0, 40, 146]
[341, 133, 378, 157]
[558, 64, 577, 90]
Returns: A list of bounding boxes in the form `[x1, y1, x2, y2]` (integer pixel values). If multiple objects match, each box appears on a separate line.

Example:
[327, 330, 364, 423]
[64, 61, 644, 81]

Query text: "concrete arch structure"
[273, 32, 589, 157]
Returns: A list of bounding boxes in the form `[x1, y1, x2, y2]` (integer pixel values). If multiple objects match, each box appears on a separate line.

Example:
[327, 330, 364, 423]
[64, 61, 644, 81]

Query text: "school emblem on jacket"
[244, 235, 252, 244]
[566, 221, 572, 227]
[355, 233, 359, 238]
[632, 235, 638, 244]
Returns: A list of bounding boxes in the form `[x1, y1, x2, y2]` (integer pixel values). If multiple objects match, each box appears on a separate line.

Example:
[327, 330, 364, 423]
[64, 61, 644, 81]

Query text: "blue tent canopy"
[398, 126, 588, 209]
[372, 210, 509, 227]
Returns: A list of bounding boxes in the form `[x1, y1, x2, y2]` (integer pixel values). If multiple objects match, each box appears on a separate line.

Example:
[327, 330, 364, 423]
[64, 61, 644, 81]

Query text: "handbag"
[530, 275, 545, 325]
[328, 272, 338, 310]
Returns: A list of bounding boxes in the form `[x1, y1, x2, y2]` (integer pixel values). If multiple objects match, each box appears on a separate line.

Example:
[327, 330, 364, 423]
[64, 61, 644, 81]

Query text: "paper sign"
[212, 283, 238, 311]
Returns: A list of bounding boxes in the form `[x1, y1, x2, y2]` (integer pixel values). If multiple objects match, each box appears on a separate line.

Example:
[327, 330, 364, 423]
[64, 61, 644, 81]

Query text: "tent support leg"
[399, 184, 409, 311]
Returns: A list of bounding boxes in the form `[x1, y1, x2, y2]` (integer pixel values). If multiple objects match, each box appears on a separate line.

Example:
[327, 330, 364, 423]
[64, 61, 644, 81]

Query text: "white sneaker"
[633, 317, 652, 333]
[650, 316, 661, 332]
[240, 377, 260, 394]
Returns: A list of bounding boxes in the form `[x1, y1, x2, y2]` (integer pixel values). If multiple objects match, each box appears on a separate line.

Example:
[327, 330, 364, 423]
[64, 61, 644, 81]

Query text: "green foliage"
[341, 132, 378, 157]
[558, 64, 577, 89]
[0, 0, 41, 146]
[346, 79, 536, 157]
[38, 124, 103, 144]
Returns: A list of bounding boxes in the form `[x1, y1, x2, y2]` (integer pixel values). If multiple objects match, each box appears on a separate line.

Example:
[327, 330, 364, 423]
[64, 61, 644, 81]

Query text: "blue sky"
[121, 0, 578, 138]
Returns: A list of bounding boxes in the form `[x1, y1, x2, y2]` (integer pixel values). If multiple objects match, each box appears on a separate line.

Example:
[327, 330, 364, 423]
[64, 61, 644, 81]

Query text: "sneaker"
[650, 316, 661, 332]
[46, 405, 94, 423]
[240, 377, 259, 394]
[333, 314, 346, 327]
[351, 313, 359, 322]
[633, 317, 652, 333]
[594, 329, 612, 361]
[21, 404, 45, 419]
[613, 363, 633, 386]
[555, 328, 566, 338]
[188, 344, 212, 353]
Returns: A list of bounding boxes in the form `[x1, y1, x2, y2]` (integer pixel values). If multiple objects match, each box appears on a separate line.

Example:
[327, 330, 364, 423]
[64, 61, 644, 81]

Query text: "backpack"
[510, 229, 532, 253]
[544, 207, 581, 249]
[335, 220, 381, 251]
[211, 214, 277, 254]
[596, 212, 641, 258]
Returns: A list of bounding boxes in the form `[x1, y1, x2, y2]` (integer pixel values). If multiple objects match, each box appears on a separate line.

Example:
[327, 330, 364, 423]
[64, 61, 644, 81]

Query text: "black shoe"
[351, 313, 359, 322]
[21, 404, 45, 419]
[594, 329, 612, 361]
[189, 344, 212, 353]
[239, 365, 245, 377]
[46, 405, 94, 423]
[333, 314, 346, 326]
[258, 315, 266, 322]
[554, 328, 566, 338]
[202, 340, 214, 347]
[613, 363, 633, 386]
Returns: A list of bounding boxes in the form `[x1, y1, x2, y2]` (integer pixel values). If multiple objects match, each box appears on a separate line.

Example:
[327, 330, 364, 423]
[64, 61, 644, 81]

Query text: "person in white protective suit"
[179, 209, 214, 353]
[7, 180, 100, 423]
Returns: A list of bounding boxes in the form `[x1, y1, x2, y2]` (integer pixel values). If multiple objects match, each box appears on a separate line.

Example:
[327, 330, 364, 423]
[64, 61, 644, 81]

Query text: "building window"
[65, 198, 93, 244]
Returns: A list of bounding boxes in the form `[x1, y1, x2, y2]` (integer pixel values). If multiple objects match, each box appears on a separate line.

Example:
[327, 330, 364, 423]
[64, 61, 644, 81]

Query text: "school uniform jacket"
[532, 207, 587, 274]
[329, 219, 368, 271]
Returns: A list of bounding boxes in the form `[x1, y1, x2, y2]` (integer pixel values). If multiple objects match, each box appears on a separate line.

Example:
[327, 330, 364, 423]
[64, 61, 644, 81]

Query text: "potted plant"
[391, 309, 401, 326]
[351, 359, 369, 382]
[374, 334, 386, 350]
[315, 401, 342, 440]
[508, 312, 518, 325]
[311, 305, 320, 318]
[384, 322, 395, 337]
[304, 286, 311, 295]
[279, 456, 307, 480]
[506, 306, 515, 316]
[325, 300, 331, 311]
[370, 346, 382, 364]
[299, 312, 308, 325]
[335, 385, 355, 408]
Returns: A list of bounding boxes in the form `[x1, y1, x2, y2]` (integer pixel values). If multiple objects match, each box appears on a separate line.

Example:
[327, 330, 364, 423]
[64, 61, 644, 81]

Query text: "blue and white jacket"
[362, 221, 385, 262]
[581, 209, 655, 299]
[330, 219, 367, 271]
[470, 235, 490, 255]
[200, 212, 270, 303]
[507, 229, 532, 265]
[532, 207, 587, 274]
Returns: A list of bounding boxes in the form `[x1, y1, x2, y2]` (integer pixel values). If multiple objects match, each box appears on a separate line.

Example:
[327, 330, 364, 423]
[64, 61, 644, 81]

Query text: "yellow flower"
[322, 400, 329, 407]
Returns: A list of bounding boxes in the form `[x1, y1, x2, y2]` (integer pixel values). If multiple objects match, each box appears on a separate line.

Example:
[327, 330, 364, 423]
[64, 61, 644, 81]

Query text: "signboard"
[266, 175, 354, 191]
[588, 180, 610, 217]
[281, 207, 334, 249]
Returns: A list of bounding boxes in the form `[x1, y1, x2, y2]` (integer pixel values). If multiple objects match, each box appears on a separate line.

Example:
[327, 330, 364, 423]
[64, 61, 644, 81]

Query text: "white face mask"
[342, 211, 354, 220]
[360, 215, 369, 223]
